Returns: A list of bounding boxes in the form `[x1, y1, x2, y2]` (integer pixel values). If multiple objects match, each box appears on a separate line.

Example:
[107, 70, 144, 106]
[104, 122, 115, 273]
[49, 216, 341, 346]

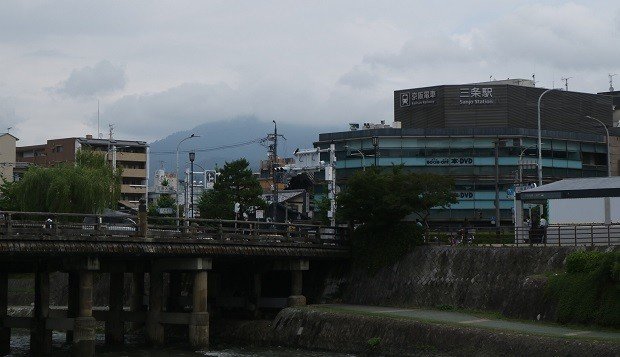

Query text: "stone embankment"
[214, 307, 619, 357]
[338, 245, 617, 322]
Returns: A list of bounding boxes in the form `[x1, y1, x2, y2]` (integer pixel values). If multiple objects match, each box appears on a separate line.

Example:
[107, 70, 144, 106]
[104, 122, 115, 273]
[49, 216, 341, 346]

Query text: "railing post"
[590, 225, 594, 246]
[218, 219, 223, 239]
[138, 199, 147, 238]
[574, 226, 577, 246]
[95, 215, 102, 235]
[54, 214, 60, 236]
[608, 225, 611, 246]
[6, 213, 12, 236]
[557, 226, 561, 247]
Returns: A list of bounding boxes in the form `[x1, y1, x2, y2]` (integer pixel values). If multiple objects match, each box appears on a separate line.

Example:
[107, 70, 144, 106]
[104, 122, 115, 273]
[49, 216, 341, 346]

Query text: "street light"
[518, 144, 539, 185]
[176, 134, 200, 222]
[344, 145, 367, 171]
[189, 151, 196, 219]
[585, 115, 611, 177]
[537, 88, 561, 186]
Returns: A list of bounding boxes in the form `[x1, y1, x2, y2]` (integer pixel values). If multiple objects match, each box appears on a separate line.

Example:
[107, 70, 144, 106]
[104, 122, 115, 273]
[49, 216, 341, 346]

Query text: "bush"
[352, 222, 423, 273]
[547, 250, 620, 327]
[366, 337, 381, 348]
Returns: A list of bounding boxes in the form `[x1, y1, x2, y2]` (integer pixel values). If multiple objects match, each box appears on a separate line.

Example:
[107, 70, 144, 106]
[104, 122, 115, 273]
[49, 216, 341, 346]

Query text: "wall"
[340, 246, 616, 321]
[214, 308, 619, 357]
[0, 134, 17, 182]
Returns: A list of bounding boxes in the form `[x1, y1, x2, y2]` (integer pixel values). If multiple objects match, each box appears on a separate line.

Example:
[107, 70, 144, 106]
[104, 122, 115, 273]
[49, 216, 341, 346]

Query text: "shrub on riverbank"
[547, 250, 620, 328]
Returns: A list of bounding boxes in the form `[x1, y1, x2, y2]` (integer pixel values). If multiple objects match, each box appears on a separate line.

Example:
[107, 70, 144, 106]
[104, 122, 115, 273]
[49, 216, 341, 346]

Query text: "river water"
[7, 331, 356, 357]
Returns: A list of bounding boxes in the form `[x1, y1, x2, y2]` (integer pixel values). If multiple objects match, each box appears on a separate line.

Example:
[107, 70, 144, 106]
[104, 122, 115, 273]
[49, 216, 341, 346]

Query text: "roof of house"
[0, 133, 19, 141]
[518, 177, 620, 200]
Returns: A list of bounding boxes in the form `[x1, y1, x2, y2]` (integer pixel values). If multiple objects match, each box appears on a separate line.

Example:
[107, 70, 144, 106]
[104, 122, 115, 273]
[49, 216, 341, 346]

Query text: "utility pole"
[328, 143, 337, 227]
[268, 121, 279, 222]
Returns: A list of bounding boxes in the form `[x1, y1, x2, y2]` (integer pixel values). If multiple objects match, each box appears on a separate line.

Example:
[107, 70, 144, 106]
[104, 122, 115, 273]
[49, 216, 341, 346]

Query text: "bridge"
[0, 209, 349, 356]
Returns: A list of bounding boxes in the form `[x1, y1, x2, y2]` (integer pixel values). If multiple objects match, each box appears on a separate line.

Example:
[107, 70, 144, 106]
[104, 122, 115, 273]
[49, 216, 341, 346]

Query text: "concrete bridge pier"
[285, 260, 308, 307]
[146, 269, 164, 345]
[0, 272, 10, 356]
[250, 273, 262, 318]
[189, 270, 209, 348]
[130, 272, 145, 332]
[105, 272, 125, 345]
[73, 270, 96, 356]
[31, 268, 52, 356]
[66, 272, 79, 344]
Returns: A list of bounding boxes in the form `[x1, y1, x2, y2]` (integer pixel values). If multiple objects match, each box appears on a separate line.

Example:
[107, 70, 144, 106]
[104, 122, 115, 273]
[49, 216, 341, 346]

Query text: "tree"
[337, 166, 456, 272]
[410, 173, 458, 228]
[338, 166, 456, 227]
[0, 149, 122, 213]
[148, 193, 176, 216]
[197, 158, 265, 219]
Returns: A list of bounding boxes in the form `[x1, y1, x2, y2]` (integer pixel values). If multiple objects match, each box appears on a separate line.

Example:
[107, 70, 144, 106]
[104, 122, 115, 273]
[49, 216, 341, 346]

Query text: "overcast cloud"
[51, 60, 127, 97]
[0, 0, 618, 145]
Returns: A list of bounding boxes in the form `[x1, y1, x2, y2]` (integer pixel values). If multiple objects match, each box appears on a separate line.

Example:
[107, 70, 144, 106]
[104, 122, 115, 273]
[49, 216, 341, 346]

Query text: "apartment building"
[16, 135, 149, 209]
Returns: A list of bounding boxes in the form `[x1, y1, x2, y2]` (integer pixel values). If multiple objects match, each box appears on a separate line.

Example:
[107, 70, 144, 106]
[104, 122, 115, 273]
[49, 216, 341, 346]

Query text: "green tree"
[0, 149, 122, 213]
[337, 166, 456, 271]
[197, 158, 265, 219]
[148, 193, 176, 216]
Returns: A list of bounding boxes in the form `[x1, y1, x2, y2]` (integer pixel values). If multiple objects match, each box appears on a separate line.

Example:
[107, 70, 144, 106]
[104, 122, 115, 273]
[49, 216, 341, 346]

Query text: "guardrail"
[0, 211, 349, 246]
[425, 224, 620, 247]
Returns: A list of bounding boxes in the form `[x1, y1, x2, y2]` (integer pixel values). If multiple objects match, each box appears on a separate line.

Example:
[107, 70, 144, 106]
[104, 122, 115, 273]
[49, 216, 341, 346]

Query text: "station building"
[315, 79, 614, 224]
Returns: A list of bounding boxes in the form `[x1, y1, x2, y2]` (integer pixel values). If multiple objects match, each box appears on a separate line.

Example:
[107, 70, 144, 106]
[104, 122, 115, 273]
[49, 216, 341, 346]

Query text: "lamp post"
[372, 136, 379, 166]
[518, 144, 539, 185]
[585, 115, 611, 177]
[345, 145, 367, 171]
[537, 88, 561, 186]
[176, 134, 199, 222]
[189, 151, 196, 218]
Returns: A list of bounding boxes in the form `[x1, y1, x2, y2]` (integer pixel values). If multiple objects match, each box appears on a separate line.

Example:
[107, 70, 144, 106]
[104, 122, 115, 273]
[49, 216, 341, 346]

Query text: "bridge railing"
[425, 224, 620, 247]
[147, 216, 347, 244]
[0, 211, 349, 245]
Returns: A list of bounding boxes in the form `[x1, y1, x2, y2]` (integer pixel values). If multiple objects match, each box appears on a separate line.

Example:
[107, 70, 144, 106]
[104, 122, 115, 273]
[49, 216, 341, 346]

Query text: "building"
[16, 135, 149, 209]
[315, 80, 613, 224]
[0, 133, 18, 182]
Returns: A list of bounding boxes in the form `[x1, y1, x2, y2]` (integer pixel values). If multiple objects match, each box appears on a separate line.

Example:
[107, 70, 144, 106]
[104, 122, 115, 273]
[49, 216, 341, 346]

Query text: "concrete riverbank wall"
[335, 246, 617, 322]
[214, 307, 619, 357]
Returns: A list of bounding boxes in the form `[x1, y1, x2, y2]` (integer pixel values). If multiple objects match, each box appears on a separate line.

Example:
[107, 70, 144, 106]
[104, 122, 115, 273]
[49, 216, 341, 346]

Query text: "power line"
[150, 137, 266, 155]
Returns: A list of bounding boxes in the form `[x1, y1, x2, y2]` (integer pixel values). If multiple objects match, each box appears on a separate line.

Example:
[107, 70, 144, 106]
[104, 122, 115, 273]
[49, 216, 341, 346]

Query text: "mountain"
[148, 116, 341, 177]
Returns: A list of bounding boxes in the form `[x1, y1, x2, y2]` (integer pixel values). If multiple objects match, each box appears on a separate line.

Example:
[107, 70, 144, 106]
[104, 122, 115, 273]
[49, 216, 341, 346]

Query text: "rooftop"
[518, 177, 620, 200]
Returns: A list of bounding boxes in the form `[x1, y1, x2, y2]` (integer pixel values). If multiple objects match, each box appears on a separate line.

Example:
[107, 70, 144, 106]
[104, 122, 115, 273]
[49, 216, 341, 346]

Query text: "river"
[7, 331, 356, 356]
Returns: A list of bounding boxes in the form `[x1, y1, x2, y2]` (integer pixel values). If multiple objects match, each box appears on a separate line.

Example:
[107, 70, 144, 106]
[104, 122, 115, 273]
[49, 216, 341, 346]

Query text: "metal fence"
[426, 224, 620, 247]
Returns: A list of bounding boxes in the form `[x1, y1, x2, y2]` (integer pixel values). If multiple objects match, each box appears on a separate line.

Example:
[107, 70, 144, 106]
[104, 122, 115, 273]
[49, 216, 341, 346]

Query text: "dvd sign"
[426, 157, 474, 166]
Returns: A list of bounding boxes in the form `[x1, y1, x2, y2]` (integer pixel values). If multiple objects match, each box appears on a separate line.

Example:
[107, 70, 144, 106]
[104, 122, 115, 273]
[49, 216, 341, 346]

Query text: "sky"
[1, 0, 619, 145]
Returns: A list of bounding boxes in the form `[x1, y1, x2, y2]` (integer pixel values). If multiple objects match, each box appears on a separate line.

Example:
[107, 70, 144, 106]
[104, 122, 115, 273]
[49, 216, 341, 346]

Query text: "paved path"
[318, 304, 620, 342]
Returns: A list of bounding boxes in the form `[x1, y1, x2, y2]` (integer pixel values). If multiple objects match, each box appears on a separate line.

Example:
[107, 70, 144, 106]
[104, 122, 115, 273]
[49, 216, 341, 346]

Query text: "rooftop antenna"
[609, 73, 617, 92]
[561, 76, 572, 91]
[108, 123, 115, 140]
[97, 100, 101, 139]
[6, 127, 12, 134]
[532, 73, 537, 87]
